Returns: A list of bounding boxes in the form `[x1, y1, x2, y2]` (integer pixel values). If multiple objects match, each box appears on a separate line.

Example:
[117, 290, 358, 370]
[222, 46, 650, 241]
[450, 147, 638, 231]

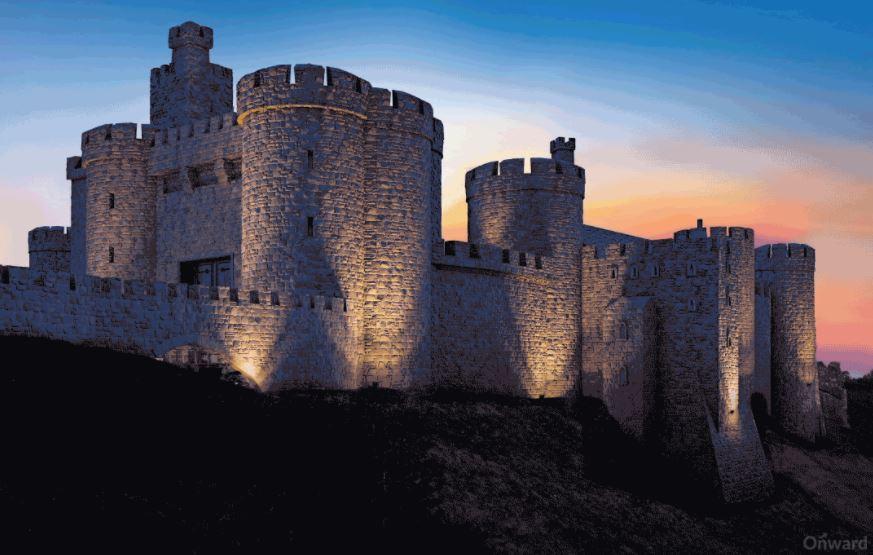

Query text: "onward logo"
[803, 534, 868, 551]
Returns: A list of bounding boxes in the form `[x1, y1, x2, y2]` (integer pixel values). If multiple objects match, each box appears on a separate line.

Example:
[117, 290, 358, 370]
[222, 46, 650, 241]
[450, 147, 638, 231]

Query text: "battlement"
[80, 123, 151, 160]
[66, 156, 85, 180]
[755, 243, 815, 272]
[433, 240, 550, 277]
[151, 62, 231, 81]
[169, 21, 213, 51]
[0, 265, 352, 316]
[464, 157, 586, 201]
[236, 64, 374, 118]
[582, 223, 753, 260]
[148, 112, 239, 148]
[466, 158, 585, 181]
[550, 137, 575, 153]
[28, 227, 70, 253]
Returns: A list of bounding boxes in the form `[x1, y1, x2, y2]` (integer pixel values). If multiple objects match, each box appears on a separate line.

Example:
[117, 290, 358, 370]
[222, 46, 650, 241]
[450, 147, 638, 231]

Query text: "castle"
[0, 22, 847, 502]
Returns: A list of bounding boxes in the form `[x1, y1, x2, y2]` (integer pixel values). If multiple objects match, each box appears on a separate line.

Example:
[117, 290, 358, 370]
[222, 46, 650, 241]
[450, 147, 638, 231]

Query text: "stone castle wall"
[432, 240, 579, 397]
[148, 113, 243, 284]
[0, 265, 356, 390]
[580, 225, 773, 502]
[817, 361, 849, 440]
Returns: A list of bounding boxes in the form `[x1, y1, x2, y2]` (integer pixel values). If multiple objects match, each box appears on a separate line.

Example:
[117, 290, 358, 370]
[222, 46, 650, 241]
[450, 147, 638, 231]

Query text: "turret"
[150, 22, 233, 127]
[28, 226, 71, 273]
[756, 243, 821, 442]
[550, 136, 575, 165]
[79, 123, 154, 280]
[465, 138, 585, 266]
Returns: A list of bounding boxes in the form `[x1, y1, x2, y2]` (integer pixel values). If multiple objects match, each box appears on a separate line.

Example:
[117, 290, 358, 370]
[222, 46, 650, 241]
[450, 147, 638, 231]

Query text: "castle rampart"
[0, 265, 356, 390]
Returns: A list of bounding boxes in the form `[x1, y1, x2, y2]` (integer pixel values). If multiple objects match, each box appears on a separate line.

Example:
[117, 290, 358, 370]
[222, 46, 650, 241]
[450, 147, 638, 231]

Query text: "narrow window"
[188, 166, 202, 188]
[502, 249, 510, 263]
[253, 73, 261, 87]
[307, 149, 314, 169]
[619, 367, 630, 386]
[355, 78, 362, 93]
[223, 158, 242, 182]
[445, 242, 456, 256]
[610, 267, 617, 279]
[726, 263, 732, 275]
[651, 264, 660, 277]
[630, 266, 639, 279]
[534, 256, 542, 269]
[688, 298, 697, 312]
[619, 321, 629, 340]
[108, 247, 115, 263]
[307, 216, 314, 237]
[469, 243, 480, 259]
[519, 252, 527, 267]
[725, 286, 732, 306]
[686, 262, 696, 276]
[726, 328, 732, 347]
[108, 193, 115, 209]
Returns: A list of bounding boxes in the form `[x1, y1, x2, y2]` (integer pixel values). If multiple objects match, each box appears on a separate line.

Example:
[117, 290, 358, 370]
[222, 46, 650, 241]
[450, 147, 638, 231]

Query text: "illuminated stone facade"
[2, 21, 841, 502]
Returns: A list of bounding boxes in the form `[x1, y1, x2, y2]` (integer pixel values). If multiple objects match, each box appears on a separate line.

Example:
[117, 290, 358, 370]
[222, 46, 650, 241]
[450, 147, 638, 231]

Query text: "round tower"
[80, 123, 154, 280]
[464, 138, 585, 396]
[466, 137, 585, 271]
[236, 64, 370, 297]
[755, 243, 821, 442]
[362, 88, 441, 388]
[28, 226, 71, 273]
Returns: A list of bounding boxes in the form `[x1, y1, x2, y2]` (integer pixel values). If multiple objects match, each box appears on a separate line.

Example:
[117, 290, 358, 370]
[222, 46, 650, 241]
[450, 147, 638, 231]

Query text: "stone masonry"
[0, 22, 838, 503]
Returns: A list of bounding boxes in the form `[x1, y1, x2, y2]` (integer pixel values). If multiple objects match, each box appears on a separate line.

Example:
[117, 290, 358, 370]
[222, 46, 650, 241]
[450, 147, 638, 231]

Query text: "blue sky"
[1, 1, 871, 373]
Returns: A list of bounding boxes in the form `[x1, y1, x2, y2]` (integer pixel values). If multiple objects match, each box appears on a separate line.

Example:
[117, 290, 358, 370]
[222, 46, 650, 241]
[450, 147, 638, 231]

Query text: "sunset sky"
[0, 1, 870, 375]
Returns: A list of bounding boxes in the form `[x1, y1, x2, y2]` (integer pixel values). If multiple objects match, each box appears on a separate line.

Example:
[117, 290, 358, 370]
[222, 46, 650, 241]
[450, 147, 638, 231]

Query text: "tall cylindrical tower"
[755, 243, 821, 442]
[237, 64, 369, 297]
[80, 123, 154, 280]
[361, 89, 440, 387]
[464, 138, 585, 395]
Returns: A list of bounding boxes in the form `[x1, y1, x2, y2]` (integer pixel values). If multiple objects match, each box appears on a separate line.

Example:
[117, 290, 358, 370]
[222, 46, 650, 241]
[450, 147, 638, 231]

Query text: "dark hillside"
[0, 336, 869, 552]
